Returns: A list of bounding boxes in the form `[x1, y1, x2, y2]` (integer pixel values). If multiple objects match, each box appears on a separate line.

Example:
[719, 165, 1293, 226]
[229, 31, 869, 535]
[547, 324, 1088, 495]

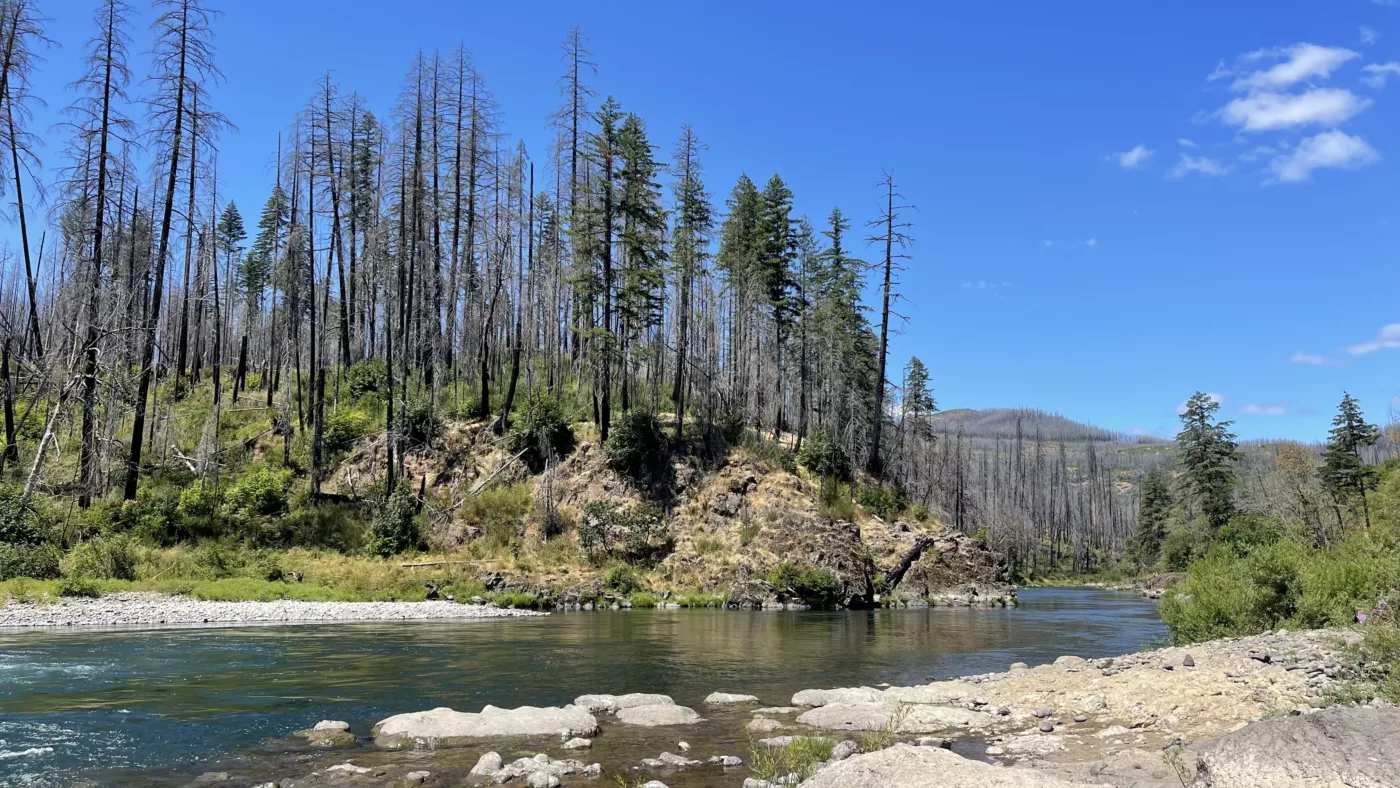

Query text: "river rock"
[373, 705, 598, 748]
[615, 704, 704, 726]
[796, 702, 989, 733]
[830, 739, 859, 761]
[754, 706, 798, 715]
[883, 681, 976, 705]
[573, 693, 675, 713]
[708, 755, 745, 766]
[792, 687, 885, 707]
[748, 717, 785, 732]
[798, 743, 1110, 787]
[493, 753, 591, 785]
[561, 737, 591, 749]
[1194, 706, 1400, 787]
[296, 719, 356, 747]
[469, 752, 503, 776]
[704, 691, 760, 704]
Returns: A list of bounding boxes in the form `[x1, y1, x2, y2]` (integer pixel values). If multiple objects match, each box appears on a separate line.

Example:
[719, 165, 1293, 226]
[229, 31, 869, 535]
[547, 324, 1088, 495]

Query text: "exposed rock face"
[885, 530, 1015, 606]
[1194, 707, 1400, 787]
[372, 705, 598, 748]
[751, 517, 875, 607]
[798, 744, 1109, 787]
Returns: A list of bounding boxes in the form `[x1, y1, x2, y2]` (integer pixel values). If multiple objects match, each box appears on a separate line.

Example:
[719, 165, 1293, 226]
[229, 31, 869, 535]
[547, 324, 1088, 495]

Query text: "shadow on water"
[0, 588, 1164, 787]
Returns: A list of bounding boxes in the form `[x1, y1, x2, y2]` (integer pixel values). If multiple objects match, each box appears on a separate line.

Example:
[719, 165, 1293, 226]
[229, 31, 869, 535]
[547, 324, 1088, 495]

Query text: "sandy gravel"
[0, 591, 545, 628]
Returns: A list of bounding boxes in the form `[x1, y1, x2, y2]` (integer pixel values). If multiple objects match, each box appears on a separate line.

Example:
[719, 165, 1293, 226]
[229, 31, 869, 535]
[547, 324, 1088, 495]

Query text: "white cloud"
[1169, 154, 1229, 178]
[1111, 144, 1154, 169]
[1221, 88, 1371, 131]
[1361, 26, 1379, 45]
[1042, 240, 1054, 247]
[1177, 392, 1224, 416]
[1362, 62, 1400, 87]
[1290, 351, 1332, 365]
[1269, 130, 1379, 183]
[1240, 403, 1288, 415]
[1085, 237, 1098, 247]
[1231, 44, 1359, 91]
[1178, 137, 1199, 148]
[1346, 323, 1400, 354]
[961, 280, 1012, 290]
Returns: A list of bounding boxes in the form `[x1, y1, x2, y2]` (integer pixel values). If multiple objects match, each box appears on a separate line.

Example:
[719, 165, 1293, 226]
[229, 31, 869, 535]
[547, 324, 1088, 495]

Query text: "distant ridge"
[927, 407, 1163, 444]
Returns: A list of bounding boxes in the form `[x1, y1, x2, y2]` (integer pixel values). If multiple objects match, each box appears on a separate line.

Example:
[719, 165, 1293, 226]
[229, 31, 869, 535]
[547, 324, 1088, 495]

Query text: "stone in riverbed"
[1182, 653, 1195, 668]
[798, 743, 1109, 787]
[754, 706, 799, 715]
[796, 702, 990, 733]
[1194, 706, 1400, 787]
[704, 691, 760, 704]
[883, 682, 977, 705]
[747, 717, 785, 732]
[707, 755, 744, 766]
[1033, 708, 1053, 719]
[1009, 662, 1030, 671]
[573, 693, 675, 713]
[469, 752, 503, 776]
[562, 737, 591, 749]
[296, 719, 355, 748]
[373, 705, 598, 748]
[615, 704, 704, 726]
[792, 687, 886, 707]
[829, 739, 859, 761]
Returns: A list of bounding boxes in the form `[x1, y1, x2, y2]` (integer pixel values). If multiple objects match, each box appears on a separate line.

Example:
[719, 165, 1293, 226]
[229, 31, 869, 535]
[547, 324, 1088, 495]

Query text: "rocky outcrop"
[1194, 706, 1400, 787]
[371, 704, 598, 748]
[885, 530, 1015, 606]
[798, 744, 1109, 787]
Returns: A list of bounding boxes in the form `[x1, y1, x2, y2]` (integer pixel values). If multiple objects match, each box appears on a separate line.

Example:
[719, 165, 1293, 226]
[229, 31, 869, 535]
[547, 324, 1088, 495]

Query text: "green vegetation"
[578, 501, 673, 566]
[856, 483, 906, 520]
[748, 735, 835, 782]
[767, 562, 842, 605]
[603, 408, 668, 479]
[856, 702, 912, 753]
[506, 393, 577, 473]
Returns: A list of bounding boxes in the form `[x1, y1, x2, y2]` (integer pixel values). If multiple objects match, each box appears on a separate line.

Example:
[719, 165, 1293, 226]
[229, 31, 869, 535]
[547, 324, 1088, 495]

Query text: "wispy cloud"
[1085, 237, 1098, 248]
[1169, 154, 1229, 178]
[1346, 323, 1400, 355]
[1362, 26, 1379, 45]
[1221, 88, 1371, 131]
[960, 280, 1013, 290]
[1110, 144, 1154, 169]
[1362, 62, 1400, 87]
[1240, 403, 1288, 416]
[1229, 44, 1359, 91]
[1178, 137, 1199, 148]
[1269, 130, 1380, 183]
[1290, 351, 1334, 365]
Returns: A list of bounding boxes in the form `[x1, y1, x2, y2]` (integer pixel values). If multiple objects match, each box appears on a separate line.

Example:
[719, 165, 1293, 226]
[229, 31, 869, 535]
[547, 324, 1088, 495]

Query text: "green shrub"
[322, 409, 373, 456]
[193, 541, 248, 578]
[579, 501, 673, 565]
[366, 486, 419, 557]
[58, 576, 101, 598]
[461, 483, 531, 548]
[628, 592, 660, 608]
[603, 563, 645, 594]
[177, 482, 224, 521]
[1216, 513, 1293, 557]
[0, 542, 61, 580]
[739, 518, 761, 547]
[767, 562, 842, 605]
[224, 468, 292, 521]
[856, 484, 906, 520]
[819, 482, 859, 522]
[1351, 601, 1400, 703]
[506, 393, 576, 473]
[796, 428, 851, 482]
[1159, 540, 1306, 643]
[0, 485, 47, 545]
[123, 484, 182, 545]
[403, 395, 442, 447]
[604, 409, 667, 478]
[1160, 518, 1212, 571]
[345, 360, 388, 399]
[62, 535, 138, 582]
[748, 736, 834, 782]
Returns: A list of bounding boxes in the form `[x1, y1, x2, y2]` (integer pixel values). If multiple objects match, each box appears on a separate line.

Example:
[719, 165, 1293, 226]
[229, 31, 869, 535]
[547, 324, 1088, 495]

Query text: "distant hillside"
[928, 408, 1160, 444]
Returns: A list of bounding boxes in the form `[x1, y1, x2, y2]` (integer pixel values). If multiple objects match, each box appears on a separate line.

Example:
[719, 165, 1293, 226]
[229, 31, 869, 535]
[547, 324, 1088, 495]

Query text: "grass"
[748, 735, 834, 782]
[856, 702, 911, 753]
[676, 592, 726, 608]
[627, 592, 660, 608]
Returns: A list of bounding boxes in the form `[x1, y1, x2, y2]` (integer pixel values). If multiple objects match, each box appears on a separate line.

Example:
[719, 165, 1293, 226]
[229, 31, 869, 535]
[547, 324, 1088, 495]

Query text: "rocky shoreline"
[0, 592, 545, 628]
[165, 626, 1397, 788]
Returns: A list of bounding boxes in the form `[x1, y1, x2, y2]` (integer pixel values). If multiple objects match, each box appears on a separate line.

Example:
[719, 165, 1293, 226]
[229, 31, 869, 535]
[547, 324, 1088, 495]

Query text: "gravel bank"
[0, 592, 545, 628]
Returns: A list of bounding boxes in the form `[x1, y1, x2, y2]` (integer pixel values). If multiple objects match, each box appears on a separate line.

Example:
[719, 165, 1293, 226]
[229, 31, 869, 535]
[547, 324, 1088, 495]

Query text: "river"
[0, 588, 1164, 787]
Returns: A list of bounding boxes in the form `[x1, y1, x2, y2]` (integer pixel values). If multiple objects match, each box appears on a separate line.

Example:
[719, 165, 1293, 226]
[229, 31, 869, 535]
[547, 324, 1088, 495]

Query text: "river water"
[0, 588, 1164, 787]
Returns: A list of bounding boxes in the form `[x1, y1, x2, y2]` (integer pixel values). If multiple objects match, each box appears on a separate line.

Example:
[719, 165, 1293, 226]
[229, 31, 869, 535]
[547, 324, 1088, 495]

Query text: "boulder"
[296, 719, 356, 748]
[615, 704, 704, 726]
[561, 737, 592, 749]
[792, 687, 885, 707]
[372, 705, 598, 748]
[883, 682, 976, 705]
[1195, 706, 1400, 787]
[798, 743, 1110, 787]
[704, 691, 760, 704]
[747, 717, 785, 733]
[796, 702, 990, 733]
[573, 693, 675, 713]
[469, 752, 503, 776]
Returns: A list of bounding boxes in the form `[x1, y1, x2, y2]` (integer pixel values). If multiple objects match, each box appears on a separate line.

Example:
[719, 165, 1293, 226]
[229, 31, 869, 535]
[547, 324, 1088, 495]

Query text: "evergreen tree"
[1174, 392, 1239, 532]
[1132, 467, 1172, 567]
[758, 174, 796, 436]
[1321, 392, 1381, 529]
[615, 111, 667, 410]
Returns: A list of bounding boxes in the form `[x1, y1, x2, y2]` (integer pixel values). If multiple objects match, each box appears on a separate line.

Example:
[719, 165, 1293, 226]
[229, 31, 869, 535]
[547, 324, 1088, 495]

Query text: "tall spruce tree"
[1132, 467, 1172, 568]
[1175, 392, 1239, 532]
[1321, 392, 1381, 529]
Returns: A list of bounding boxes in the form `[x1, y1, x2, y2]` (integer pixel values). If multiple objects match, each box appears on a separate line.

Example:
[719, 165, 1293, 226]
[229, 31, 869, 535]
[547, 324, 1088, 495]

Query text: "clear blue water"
[0, 588, 1164, 787]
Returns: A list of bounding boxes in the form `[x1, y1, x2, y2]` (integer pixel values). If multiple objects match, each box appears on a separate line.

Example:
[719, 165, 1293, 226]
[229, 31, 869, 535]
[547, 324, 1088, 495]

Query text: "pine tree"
[1174, 392, 1239, 532]
[1321, 392, 1381, 529]
[615, 112, 666, 412]
[669, 125, 711, 439]
[758, 174, 795, 438]
[586, 96, 623, 440]
[1132, 467, 1172, 567]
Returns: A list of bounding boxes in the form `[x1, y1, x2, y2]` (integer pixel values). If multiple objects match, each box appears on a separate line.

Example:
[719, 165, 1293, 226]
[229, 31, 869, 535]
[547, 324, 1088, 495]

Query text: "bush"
[0, 485, 47, 545]
[603, 563, 645, 594]
[506, 393, 576, 473]
[767, 563, 842, 605]
[1160, 518, 1212, 571]
[345, 360, 388, 399]
[628, 592, 660, 608]
[578, 501, 673, 565]
[58, 576, 101, 598]
[461, 483, 531, 548]
[224, 468, 291, 521]
[856, 484, 906, 521]
[0, 542, 61, 580]
[62, 535, 138, 582]
[123, 484, 182, 545]
[177, 482, 224, 521]
[322, 410, 374, 456]
[366, 486, 420, 557]
[403, 395, 442, 447]
[604, 409, 667, 478]
[796, 428, 851, 482]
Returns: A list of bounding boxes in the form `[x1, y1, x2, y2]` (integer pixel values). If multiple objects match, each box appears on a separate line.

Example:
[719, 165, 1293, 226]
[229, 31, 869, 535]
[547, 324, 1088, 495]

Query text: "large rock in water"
[796, 702, 991, 733]
[372, 704, 598, 748]
[1195, 706, 1400, 787]
[614, 704, 704, 726]
[573, 693, 675, 713]
[800, 744, 1109, 787]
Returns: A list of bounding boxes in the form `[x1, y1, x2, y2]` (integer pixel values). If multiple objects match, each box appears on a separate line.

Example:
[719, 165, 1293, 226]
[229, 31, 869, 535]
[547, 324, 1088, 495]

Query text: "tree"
[1174, 392, 1239, 532]
[615, 112, 666, 413]
[865, 174, 914, 477]
[757, 174, 795, 439]
[668, 125, 711, 439]
[1321, 392, 1381, 529]
[586, 96, 622, 441]
[1132, 468, 1172, 567]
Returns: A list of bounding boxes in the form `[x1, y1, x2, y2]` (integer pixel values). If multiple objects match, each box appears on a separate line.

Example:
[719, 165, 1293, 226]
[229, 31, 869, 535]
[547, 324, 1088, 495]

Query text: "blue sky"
[19, 0, 1400, 441]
